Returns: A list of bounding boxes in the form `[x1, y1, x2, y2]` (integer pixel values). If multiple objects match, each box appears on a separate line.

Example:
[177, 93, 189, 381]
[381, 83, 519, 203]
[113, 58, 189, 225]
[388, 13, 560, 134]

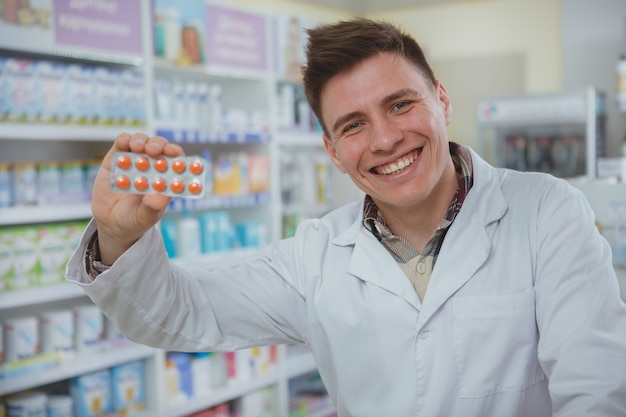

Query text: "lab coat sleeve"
[533, 180, 626, 415]
[66, 219, 309, 352]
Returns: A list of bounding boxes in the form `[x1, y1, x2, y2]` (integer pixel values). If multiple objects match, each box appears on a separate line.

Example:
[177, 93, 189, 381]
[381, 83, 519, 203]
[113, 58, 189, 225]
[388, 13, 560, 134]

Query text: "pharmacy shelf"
[0, 23, 143, 67]
[308, 406, 337, 417]
[0, 339, 155, 396]
[283, 203, 331, 217]
[0, 123, 137, 142]
[0, 203, 92, 226]
[165, 192, 271, 213]
[155, 127, 270, 144]
[286, 350, 318, 380]
[153, 59, 268, 81]
[275, 131, 323, 147]
[166, 370, 280, 417]
[0, 283, 87, 311]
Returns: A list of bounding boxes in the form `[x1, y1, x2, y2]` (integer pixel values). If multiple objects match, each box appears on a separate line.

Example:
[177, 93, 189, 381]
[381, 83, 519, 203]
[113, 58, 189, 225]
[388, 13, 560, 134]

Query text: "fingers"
[114, 133, 184, 158]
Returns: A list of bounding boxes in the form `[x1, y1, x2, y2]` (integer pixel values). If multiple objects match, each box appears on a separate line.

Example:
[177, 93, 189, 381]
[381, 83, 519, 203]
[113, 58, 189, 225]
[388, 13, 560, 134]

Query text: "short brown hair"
[302, 18, 436, 135]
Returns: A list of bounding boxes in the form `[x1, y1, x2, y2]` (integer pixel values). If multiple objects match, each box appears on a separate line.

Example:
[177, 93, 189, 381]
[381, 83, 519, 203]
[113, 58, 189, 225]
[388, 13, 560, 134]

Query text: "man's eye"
[344, 122, 361, 132]
[393, 101, 409, 111]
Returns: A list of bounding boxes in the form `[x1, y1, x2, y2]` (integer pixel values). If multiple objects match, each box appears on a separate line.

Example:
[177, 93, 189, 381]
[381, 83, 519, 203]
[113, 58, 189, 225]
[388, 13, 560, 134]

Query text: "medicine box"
[2, 316, 39, 362]
[66, 64, 95, 125]
[0, 56, 7, 121]
[73, 304, 104, 351]
[38, 223, 69, 286]
[36, 60, 68, 124]
[70, 369, 113, 417]
[94, 67, 122, 126]
[167, 352, 193, 398]
[120, 69, 145, 126]
[39, 309, 75, 354]
[10, 226, 40, 290]
[5, 57, 37, 122]
[110, 360, 145, 415]
[0, 228, 14, 293]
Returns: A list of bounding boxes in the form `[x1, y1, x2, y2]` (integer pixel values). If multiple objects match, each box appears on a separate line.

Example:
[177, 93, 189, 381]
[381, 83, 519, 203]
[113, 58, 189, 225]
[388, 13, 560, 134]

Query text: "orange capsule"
[172, 159, 186, 174]
[154, 157, 168, 172]
[116, 155, 131, 170]
[188, 181, 203, 195]
[135, 156, 150, 171]
[134, 176, 149, 191]
[152, 177, 167, 192]
[170, 178, 185, 194]
[189, 160, 204, 175]
[115, 175, 131, 190]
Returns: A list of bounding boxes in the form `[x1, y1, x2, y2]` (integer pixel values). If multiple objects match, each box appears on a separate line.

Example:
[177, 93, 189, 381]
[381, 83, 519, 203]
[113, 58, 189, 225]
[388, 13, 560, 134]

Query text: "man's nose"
[369, 118, 402, 152]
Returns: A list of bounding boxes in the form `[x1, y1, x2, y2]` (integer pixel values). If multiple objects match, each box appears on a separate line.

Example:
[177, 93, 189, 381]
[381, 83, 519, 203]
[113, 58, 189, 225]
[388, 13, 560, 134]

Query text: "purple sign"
[205, 5, 267, 71]
[54, 0, 142, 54]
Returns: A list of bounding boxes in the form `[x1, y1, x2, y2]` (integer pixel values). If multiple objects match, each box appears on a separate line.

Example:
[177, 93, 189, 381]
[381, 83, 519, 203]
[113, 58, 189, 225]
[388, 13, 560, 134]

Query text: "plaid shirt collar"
[362, 142, 474, 262]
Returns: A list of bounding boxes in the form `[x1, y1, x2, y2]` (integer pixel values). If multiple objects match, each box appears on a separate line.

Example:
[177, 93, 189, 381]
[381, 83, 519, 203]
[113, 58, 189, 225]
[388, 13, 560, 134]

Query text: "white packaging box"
[39, 309, 75, 354]
[36, 60, 68, 124]
[38, 223, 69, 286]
[0, 227, 14, 294]
[5, 391, 47, 417]
[73, 304, 104, 351]
[3, 316, 39, 362]
[111, 360, 145, 414]
[70, 369, 113, 417]
[5, 57, 38, 123]
[93, 66, 122, 125]
[0, 56, 7, 121]
[120, 69, 145, 126]
[66, 64, 95, 125]
[11, 226, 40, 290]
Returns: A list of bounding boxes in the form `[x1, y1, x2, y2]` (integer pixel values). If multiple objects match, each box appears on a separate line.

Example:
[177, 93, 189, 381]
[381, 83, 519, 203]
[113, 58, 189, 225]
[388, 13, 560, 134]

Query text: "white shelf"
[0, 283, 87, 311]
[0, 339, 156, 396]
[0, 123, 138, 142]
[0, 203, 92, 226]
[154, 127, 271, 144]
[308, 405, 337, 417]
[165, 192, 271, 213]
[275, 132, 323, 147]
[154, 59, 268, 81]
[286, 351, 318, 379]
[166, 370, 280, 417]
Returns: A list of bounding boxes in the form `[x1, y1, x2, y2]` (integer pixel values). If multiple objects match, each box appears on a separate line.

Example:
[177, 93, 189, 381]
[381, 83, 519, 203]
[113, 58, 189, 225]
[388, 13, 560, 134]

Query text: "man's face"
[320, 52, 455, 213]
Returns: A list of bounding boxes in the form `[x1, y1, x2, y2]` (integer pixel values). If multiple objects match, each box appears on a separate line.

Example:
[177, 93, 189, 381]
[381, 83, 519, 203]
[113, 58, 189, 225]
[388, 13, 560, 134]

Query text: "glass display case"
[476, 86, 607, 179]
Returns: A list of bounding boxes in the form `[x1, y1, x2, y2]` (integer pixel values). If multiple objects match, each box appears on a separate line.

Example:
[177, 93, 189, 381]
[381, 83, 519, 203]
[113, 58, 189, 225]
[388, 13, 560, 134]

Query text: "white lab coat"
[67, 148, 626, 417]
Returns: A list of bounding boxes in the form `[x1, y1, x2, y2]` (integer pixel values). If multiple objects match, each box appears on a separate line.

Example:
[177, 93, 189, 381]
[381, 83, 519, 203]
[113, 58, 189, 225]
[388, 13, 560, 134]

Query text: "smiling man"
[67, 18, 626, 417]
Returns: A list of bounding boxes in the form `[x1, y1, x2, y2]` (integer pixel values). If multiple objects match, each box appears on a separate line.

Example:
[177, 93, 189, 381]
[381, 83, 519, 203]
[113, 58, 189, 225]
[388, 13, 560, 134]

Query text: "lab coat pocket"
[452, 290, 545, 398]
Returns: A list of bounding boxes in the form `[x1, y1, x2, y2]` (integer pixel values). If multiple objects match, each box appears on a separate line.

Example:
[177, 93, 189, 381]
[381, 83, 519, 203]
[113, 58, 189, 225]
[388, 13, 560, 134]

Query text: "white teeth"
[376, 152, 417, 175]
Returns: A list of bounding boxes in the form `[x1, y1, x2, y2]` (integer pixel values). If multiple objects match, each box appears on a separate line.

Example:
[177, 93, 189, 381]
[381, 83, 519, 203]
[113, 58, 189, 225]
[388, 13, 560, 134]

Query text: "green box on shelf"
[9, 226, 39, 290]
[0, 227, 14, 293]
[38, 223, 70, 286]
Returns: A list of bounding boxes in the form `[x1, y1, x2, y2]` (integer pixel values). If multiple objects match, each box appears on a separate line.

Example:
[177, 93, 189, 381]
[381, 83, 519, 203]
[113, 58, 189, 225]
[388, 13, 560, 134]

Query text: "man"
[67, 18, 626, 416]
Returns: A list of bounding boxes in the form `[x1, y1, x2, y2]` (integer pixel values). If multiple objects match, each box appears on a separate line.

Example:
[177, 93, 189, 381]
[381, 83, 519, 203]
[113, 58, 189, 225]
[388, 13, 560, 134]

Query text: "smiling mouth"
[372, 148, 422, 175]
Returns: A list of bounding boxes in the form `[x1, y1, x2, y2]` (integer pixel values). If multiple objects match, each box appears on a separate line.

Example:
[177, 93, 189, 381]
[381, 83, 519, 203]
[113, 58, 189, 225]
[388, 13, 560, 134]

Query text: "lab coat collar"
[330, 147, 508, 315]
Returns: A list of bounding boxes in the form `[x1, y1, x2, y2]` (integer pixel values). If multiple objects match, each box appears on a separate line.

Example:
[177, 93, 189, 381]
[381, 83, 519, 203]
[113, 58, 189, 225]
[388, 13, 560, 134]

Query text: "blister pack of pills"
[110, 152, 208, 198]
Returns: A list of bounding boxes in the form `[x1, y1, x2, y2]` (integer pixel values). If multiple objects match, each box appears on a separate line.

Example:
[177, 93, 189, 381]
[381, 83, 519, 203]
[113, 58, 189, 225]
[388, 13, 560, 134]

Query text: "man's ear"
[436, 80, 453, 125]
[323, 134, 347, 173]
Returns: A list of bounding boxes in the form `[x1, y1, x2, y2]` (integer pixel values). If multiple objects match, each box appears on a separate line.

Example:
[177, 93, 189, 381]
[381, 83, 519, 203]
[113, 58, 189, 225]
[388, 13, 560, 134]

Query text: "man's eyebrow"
[381, 88, 420, 107]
